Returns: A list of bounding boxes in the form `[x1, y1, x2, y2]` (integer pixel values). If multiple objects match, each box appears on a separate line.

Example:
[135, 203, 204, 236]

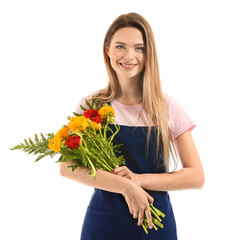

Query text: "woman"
[60, 12, 204, 239]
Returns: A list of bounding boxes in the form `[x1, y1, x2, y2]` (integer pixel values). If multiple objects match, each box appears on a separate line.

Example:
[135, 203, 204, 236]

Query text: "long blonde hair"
[93, 12, 177, 171]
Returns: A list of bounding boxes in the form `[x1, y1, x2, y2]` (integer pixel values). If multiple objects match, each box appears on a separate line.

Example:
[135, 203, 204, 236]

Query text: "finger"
[113, 168, 130, 178]
[137, 210, 144, 226]
[112, 166, 125, 174]
[129, 208, 133, 215]
[115, 171, 128, 177]
[133, 210, 138, 219]
[145, 192, 154, 204]
[145, 207, 153, 229]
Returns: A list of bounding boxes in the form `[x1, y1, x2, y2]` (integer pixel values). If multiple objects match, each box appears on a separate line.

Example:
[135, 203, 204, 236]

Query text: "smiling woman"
[60, 12, 204, 240]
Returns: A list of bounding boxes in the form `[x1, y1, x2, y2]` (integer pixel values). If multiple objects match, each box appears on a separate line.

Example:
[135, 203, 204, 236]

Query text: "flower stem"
[150, 203, 165, 218]
[145, 219, 158, 231]
[141, 222, 148, 234]
[98, 157, 113, 172]
[86, 155, 96, 177]
[150, 207, 162, 223]
[107, 122, 120, 144]
[103, 115, 109, 139]
[152, 218, 164, 228]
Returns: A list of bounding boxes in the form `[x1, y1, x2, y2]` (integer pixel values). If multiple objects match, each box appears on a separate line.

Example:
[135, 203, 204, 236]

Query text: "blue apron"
[80, 125, 177, 240]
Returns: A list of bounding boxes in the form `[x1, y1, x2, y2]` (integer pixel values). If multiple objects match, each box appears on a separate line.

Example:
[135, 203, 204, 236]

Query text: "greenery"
[10, 133, 56, 162]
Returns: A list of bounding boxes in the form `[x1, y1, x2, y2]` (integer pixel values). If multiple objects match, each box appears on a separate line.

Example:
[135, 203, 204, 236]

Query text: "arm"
[60, 162, 130, 194]
[112, 130, 205, 191]
[60, 162, 154, 228]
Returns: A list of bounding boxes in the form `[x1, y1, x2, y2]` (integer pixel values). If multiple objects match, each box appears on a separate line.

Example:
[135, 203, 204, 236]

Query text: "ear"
[105, 44, 110, 57]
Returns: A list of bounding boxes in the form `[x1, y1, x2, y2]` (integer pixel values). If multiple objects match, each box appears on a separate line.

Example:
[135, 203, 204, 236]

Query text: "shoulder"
[163, 93, 181, 117]
[75, 90, 100, 114]
[163, 93, 196, 140]
[163, 93, 174, 110]
[164, 93, 188, 116]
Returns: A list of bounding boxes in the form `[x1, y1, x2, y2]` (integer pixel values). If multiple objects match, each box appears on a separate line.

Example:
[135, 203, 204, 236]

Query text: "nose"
[122, 48, 134, 61]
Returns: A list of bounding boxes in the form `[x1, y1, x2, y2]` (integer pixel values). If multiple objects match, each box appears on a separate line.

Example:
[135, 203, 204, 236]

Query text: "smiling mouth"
[119, 63, 137, 70]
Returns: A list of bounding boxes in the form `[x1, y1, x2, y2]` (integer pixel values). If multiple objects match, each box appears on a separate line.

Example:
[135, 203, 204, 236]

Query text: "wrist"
[133, 173, 143, 187]
[121, 178, 136, 195]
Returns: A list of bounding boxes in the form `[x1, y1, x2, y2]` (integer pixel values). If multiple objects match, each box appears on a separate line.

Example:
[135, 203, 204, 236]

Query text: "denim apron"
[80, 125, 177, 240]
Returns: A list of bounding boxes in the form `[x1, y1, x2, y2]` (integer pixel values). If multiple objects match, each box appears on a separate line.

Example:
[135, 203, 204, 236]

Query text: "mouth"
[119, 63, 137, 70]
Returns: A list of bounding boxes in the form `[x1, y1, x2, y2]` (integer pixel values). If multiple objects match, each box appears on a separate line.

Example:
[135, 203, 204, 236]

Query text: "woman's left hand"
[112, 166, 141, 186]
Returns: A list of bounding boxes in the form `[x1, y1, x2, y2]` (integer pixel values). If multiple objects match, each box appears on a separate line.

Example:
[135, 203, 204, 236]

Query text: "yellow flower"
[48, 137, 61, 153]
[91, 121, 101, 131]
[99, 106, 114, 121]
[55, 127, 69, 140]
[68, 116, 89, 132]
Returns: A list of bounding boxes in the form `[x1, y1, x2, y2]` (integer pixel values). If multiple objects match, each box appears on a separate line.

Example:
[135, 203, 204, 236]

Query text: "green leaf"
[85, 99, 92, 109]
[35, 154, 46, 162]
[56, 155, 64, 162]
[24, 138, 29, 146]
[80, 105, 87, 111]
[29, 137, 34, 146]
[92, 98, 99, 110]
[40, 133, 47, 141]
[35, 134, 40, 143]
[67, 164, 79, 172]
[73, 112, 81, 116]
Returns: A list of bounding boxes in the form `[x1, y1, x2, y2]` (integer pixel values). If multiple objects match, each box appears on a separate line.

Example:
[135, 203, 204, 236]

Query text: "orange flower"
[91, 121, 101, 131]
[68, 116, 89, 132]
[48, 137, 61, 153]
[98, 106, 114, 121]
[55, 127, 69, 140]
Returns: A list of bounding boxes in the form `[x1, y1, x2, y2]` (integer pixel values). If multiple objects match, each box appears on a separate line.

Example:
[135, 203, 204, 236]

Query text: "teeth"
[121, 63, 135, 67]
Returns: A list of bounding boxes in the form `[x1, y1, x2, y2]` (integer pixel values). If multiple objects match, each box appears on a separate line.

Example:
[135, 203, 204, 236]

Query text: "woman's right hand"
[123, 181, 154, 229]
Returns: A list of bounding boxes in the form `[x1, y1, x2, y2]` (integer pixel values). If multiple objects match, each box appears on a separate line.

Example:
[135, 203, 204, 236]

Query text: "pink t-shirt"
[75, 93, 195, 140]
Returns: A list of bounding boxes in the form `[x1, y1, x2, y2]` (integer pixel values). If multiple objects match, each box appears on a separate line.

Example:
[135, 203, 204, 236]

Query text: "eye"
[116, 45, 125, 49]
[135, 47, 145, 52]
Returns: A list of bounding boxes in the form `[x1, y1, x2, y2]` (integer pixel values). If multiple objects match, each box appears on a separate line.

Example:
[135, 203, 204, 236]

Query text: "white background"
[1, 0, 240, 239]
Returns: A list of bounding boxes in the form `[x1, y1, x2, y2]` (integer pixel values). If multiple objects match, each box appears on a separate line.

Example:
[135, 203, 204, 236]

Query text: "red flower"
[66, 135, 81, 149]
[84, 109, 102, 124]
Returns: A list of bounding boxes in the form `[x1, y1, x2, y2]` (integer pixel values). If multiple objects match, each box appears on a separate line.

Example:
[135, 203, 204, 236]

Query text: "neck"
[115, 74, 143, 105]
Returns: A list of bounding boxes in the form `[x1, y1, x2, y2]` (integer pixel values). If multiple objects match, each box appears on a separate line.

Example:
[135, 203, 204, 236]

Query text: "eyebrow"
[114, 41, 144, 46]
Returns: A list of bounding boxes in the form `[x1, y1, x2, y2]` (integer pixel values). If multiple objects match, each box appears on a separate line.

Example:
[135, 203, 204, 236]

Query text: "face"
[106, 27, 145, 81]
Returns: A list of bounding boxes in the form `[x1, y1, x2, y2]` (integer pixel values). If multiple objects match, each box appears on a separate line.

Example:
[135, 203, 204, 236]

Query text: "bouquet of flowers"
[10, 98, 165, 234]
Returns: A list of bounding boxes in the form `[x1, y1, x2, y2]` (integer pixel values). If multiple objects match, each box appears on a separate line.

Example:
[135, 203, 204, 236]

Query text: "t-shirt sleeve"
[75, 97, 87, 115]
[166, 95, 196, 140]
[74, 92, 97, 115]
